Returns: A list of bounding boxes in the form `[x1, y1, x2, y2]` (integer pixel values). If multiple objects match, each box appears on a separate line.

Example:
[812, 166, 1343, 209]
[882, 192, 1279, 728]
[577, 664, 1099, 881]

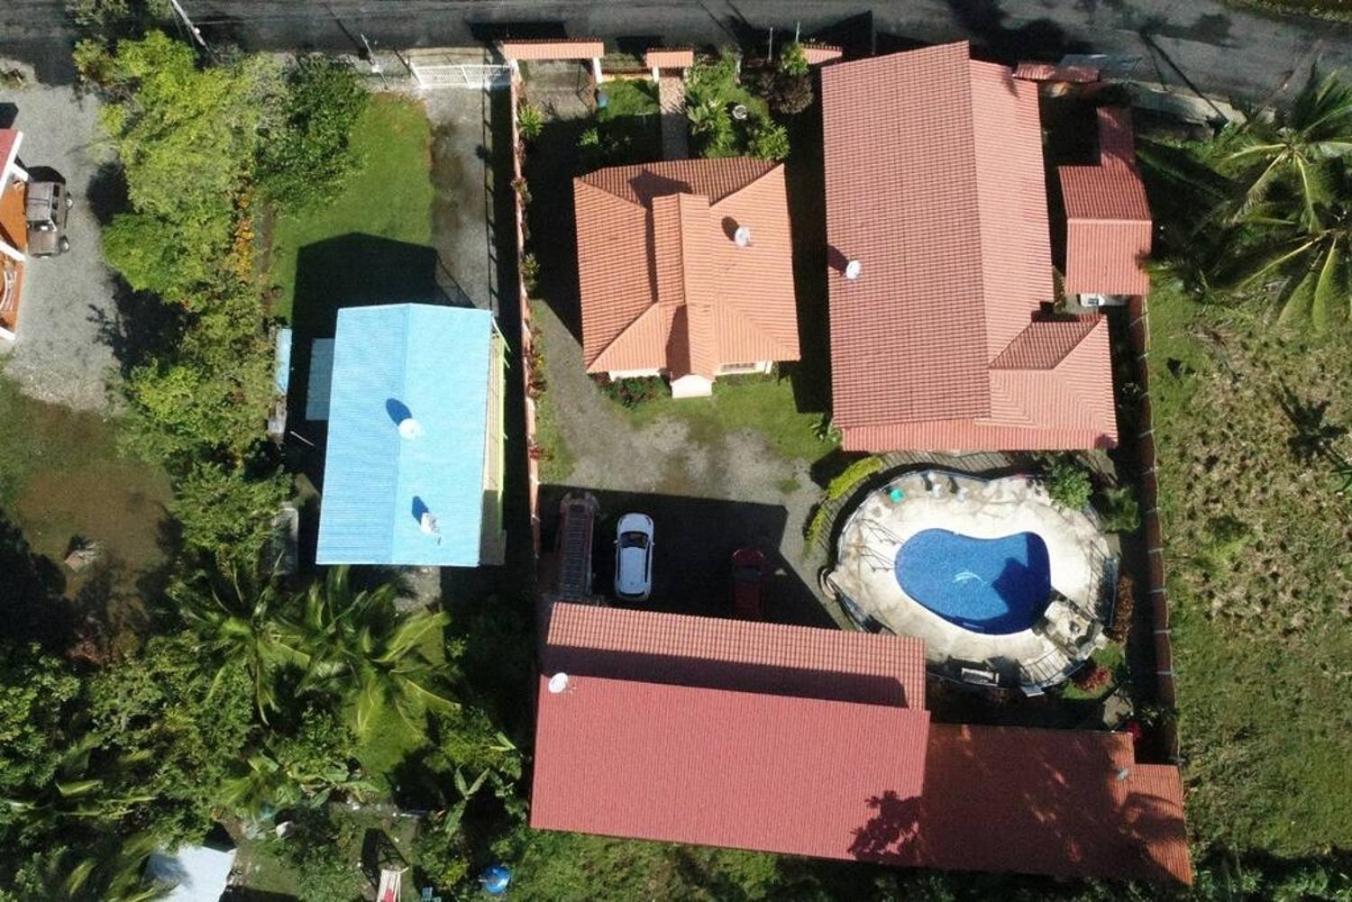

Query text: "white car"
[613, 512, 655, 602]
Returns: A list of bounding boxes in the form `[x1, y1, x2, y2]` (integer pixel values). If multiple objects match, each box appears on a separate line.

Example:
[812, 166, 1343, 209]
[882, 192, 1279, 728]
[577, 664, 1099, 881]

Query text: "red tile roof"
[531, 607, 1193, 884]
[574, 159, 800, 378]
[893, 724, 1192, 884]
[1013, 62, 1101, 83]
[1059, 107, 1153, 296]
[821, 42, 1116, 453]
[0, 130, 20, 178]
[543, 602, 927, 708]
[801, 44, 844, 65]
[499, 39, 605, 61]
[530, 674, 932, 859]
[644, 48, 695, 69]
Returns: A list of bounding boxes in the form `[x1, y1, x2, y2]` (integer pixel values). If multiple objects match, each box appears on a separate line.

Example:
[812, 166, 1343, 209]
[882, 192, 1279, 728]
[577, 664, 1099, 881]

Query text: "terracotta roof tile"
[543, 602, 927, 708]
[802, 44, 844, 65]
[531, 674, 932, 859]
[1059, 107, 1152, 296]
[990, 317, 1100, 369]
[499, 39, 604, 61]
[895, 724, 1192, 884]
[1013, 62, 1100, 83]
[822, 43, 1115, 452]
[644, 48, 695, 69]
[532, 606, 1192, 884]
[575, 159, 799, 377]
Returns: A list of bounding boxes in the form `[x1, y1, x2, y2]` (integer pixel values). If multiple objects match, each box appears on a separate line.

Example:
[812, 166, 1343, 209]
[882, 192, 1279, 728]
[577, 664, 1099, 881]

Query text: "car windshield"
[619, 530, 648, 549]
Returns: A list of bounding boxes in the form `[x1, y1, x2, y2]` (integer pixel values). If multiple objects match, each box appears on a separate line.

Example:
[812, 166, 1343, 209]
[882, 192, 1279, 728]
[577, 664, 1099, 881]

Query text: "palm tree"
[175, 572, 308, 723]
[1212, 162, 1351, 331]
[1220, 69, 1352, 225]
[290, 567, 457, 740]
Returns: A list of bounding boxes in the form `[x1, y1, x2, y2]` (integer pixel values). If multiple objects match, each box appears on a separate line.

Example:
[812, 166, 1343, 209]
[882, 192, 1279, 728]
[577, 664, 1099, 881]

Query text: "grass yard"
[1148, 282, 1352, 854]
[268, 94, 435, 322]
[621, 373, 836, 464]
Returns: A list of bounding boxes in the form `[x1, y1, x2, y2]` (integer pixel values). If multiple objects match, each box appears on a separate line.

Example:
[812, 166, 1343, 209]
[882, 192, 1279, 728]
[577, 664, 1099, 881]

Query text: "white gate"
[406, 52, 511, 89]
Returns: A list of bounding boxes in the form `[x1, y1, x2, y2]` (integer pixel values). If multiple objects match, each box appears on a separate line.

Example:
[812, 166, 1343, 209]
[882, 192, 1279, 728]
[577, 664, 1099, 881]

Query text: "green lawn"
[1148, 282, 1352, 854]
[268, 94, 434, 322]
[621, 373, 836, 464]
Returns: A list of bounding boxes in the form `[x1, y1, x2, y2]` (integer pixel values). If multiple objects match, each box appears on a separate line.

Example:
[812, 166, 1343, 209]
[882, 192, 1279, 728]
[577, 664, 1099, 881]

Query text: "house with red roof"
[531, 602, 1192, 885]
[820, 42, 1121, 453]
[573, 158, 800, 398]
[1059, 106, 1153, 302]
[0, 129, 28, 342]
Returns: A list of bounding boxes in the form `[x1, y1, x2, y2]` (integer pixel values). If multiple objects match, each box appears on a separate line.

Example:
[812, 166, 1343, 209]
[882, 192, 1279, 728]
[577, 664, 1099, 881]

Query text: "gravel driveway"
[1, 83, 120, 413]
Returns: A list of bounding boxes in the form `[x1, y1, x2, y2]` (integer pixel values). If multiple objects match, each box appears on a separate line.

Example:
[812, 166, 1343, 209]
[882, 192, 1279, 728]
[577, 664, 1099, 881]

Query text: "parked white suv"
[613, 512, 655, 602]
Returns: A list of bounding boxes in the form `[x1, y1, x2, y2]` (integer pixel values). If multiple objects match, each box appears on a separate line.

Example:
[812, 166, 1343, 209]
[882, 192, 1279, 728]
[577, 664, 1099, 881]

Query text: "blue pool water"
[894, 529, 1052, 634]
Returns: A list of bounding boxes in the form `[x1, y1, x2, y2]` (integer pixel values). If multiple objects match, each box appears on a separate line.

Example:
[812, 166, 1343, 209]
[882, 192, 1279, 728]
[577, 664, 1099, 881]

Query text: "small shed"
[316, 304, 507, 567]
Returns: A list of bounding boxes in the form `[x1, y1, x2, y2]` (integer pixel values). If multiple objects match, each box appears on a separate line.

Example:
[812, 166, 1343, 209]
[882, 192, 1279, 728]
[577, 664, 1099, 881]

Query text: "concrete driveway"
[0, 83, 120, 412]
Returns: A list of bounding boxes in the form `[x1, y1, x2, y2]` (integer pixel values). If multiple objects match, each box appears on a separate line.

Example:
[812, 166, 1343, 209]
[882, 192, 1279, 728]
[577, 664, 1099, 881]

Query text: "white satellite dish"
[844, 259, 862, 280]
[733, 225, 752, 247]
[547, 672, 570, 694]
[419, 511, 440, 536]
[398, 417, 424, 439]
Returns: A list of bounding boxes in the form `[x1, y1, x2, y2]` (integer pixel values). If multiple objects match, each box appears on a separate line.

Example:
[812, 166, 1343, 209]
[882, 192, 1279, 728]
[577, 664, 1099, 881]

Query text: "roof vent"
[547, 672, 570, 694]
[844, 259, 862, 281]
[398, 417, 424, 439]
[733, 226, 752, 247]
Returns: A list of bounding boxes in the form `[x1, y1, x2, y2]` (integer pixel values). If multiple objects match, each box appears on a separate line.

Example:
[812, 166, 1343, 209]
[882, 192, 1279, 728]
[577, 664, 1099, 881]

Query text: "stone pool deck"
[825, 470, 1113, 689]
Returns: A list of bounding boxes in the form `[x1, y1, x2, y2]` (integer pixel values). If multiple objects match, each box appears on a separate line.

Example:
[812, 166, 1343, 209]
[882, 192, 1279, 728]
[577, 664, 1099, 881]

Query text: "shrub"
[517, 102, 545, 141]
[1108, 572, 1135, 642]
[1072, 662, 1112, 692]
[1042, 455, 1093, 510]
[596, 375, 665, 408]
[170, 462, 291, 570]
[779, 42, 809, 77]
[257, 55, 368, 210]
[825, 456, 884, 502]
[749, 121, 790, 161]
[520, 253, 539, 295]
[1097, 484, 1142, 533]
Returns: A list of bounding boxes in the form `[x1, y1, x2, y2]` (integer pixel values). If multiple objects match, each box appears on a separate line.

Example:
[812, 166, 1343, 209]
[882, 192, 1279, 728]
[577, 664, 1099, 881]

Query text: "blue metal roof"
[316, 304, 496, 566]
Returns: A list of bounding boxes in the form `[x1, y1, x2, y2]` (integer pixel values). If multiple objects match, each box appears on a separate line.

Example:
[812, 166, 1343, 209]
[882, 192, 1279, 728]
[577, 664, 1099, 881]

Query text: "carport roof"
[531, 673, 932, 859]
[542, 602, 927, 708]
[316, 304, 495, 567]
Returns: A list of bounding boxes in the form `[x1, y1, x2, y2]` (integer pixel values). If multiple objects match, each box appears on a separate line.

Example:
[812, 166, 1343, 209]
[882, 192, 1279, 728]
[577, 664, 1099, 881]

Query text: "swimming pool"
[894, 528, 1052, 634]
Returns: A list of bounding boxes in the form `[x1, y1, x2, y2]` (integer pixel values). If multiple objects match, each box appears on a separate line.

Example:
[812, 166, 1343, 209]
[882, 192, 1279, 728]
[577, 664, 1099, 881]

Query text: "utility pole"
[168, 0, 209, 52]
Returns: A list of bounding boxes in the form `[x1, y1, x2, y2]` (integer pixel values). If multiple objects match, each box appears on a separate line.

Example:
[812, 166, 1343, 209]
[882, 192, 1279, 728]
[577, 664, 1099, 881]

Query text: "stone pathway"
[657, 74, 689, 160]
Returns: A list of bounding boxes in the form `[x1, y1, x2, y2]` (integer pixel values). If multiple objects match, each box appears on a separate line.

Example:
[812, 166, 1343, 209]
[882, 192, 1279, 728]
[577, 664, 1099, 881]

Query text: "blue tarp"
[316, 304, 495, 566]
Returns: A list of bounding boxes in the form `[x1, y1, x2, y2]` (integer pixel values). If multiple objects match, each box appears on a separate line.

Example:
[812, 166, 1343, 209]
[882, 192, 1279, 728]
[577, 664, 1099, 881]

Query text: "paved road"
[2, 0, 1350, 101]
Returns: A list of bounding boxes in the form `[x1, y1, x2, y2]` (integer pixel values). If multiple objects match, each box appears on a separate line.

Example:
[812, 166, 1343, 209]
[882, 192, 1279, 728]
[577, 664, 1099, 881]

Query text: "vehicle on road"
[732, 546, 768, 620]
[614, 512, 655, 602]
[26, 177, 71, 257]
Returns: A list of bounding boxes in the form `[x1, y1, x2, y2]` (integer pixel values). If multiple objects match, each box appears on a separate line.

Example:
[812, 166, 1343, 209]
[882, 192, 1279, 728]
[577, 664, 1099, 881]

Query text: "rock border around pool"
[823, 469, 1116, 691]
